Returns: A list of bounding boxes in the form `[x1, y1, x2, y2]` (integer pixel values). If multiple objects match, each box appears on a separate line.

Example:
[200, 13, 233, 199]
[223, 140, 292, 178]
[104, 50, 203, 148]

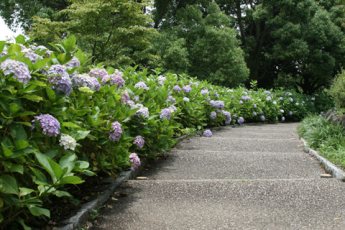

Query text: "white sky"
[0, 17, 23, 40]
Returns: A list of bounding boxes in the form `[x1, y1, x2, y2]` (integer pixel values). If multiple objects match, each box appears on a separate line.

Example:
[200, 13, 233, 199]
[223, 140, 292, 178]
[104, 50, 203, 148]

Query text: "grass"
[298, 115, 345, 169]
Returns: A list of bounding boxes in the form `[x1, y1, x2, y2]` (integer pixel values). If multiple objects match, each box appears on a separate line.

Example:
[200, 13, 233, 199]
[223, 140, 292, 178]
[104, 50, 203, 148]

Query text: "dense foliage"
[330, 70, 345, 112]
[0, 36, 326, 228]
[298, 116, 345, 169]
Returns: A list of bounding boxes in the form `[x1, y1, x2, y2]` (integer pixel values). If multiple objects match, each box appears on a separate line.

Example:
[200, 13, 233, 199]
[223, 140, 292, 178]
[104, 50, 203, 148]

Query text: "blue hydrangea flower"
[109, 70, 125, 87]
[173, 85, 181, 92]
[241, 95, 251, 101]
[66, 57, 80, 69]
[89, 68, 109, 83]
[1, 59, 31, 83]
[22, 48, 41, 63]
[160, 108, 172, 120]
[260, 115, 266, 121]
[183, 85, 192, 93]
[210, 100, 225, 109]
[167, 95, 176, 103]
[210, 111, 217, 120]
[33, 114, 60, 137]
[48, 65, 72, 95]
[72, 74, 101, 91]
[238, 117, 245, 125]
[133, 136, 145, 149]
[109, 121, 122, 142]
[136, 106, 150, 118]
[121, 91, 131, 104]
[201, 88, 209, 95]
[135, 81, 149, 90]
[203, 129, 212, 137]
[222, 111, 231, 125]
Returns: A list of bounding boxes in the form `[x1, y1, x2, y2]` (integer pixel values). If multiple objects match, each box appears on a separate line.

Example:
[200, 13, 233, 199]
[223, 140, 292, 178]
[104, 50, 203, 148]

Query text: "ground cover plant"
[298, 116, 345, 169]
[0, 36, 326, 229]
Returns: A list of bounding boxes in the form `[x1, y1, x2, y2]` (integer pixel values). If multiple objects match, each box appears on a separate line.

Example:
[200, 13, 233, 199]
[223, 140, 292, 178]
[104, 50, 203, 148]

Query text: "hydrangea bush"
[0, 36, 326, 228]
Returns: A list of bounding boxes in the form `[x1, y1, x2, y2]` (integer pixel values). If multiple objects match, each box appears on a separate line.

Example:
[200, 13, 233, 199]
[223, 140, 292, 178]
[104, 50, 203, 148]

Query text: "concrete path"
[91, 123, 345, 230]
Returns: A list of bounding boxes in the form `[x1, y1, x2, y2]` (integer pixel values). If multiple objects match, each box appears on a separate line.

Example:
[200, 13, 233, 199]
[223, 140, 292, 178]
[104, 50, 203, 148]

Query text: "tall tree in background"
[0, 0, 68, 30]
[29, 0, 158, 67]
[155, 2, 249, 87]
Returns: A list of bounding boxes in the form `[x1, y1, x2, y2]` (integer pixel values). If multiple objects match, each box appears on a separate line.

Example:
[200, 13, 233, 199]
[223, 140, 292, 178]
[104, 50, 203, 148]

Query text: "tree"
[156, 3, 249, 87]
[29, 0, 158, 67]
[0, 0, 68, 30]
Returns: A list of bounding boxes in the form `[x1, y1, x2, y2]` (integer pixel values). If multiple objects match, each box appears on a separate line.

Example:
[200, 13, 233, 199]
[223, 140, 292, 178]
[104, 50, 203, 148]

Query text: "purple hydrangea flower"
[210, 111, 217, 120]
[203, 129, 212, 137]
[214, 92, 219, 98]
[167, 95, 176, 103]
[108, 70, 125, 87]
[210, 100, 225, 109]
[129, 153, 141, 170]
[183, 85, 192, 93]
[109, 121, 122, 142]
[72, 74, 101, 91]
[121, 91, 130, 104]
[260, 115, 266, 121]
[136, 106, 149, 118]
[169, 105, 177, 113]
[222, 111, 231, 125]
[47, 65, 72, 95]
[66, 57, 80, 69]
[160, 108, 172, 120]
[241, 95, 251, 101]
[33, 114, 60, 137]
[238, 117, 245, 125]
[135, 81, 149, 90]
[1, 59, 31, 83]
[133, 136, 145, 149]
[89, 68, 109, 83]
[173, 85, 181, 92]
[201, 88, 209, 95]
[22, 48, 41, 63]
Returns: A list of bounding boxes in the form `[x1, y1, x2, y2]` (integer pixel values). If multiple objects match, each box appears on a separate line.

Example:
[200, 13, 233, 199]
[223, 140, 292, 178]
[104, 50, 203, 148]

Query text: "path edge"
[301, 138, 345, 181]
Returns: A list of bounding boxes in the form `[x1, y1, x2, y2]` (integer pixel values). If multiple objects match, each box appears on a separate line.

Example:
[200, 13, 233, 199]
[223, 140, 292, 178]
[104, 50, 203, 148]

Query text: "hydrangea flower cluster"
[210, 100, 225, 109]
[160, 108, 172, 120]
[109, 70, 125, 87]
[133, 136, 145, 149]
[238, 117, 245, 125]
[89, 68, 109, 83]
[260, 115, 266, 121]
[167, 95, 176, 103]
[173, 85, 181, 92]
[183, 85, 192, 93]
[72, 74, 101, 91]
[121, 91, 131, 104]
[136, 106, 150, 119]
[158, 75, 166, 85]
[129, 153, 141, 170]
[201, 89, 209, 95]
[0, 59, 31, 83]
[135, 81, 149, 90]
[109, 121, 122, 142]
[183, 97, 190, 102]
[47, 65, 72, 95]
[210, 111, 217, 120]
[33, 114, 60, 137]
[66, 57, 81, 69]
[59, 134, 77, 151]
[22, 48, 41, 63]
[222, 111, 231, 125]
[241, 95, 251, 101]
[203, 129, 213, 137]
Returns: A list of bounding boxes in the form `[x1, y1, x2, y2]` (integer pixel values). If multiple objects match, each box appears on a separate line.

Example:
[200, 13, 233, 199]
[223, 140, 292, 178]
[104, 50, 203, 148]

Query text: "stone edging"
[53, 134, 190, 230]
[301, 138, 345, 181]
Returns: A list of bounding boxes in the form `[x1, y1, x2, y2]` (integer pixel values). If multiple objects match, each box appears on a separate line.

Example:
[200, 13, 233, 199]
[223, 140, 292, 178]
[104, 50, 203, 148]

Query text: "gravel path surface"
[91, 123, 345, 230]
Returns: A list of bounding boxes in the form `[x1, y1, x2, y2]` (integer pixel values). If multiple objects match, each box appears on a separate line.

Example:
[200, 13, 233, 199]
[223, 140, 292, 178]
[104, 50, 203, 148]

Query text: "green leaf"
[46, 87, 56, 101]
[30, 167, 48, 185]
[1, 142, 13, 157]
[15, 140, 29, 150]
[22, 95, 43, 102]
[18, 219, 32, 230]
[10, 124, 27, 140]
[15, 35, 26, 44]
[59, 176, 84, 185]
[59, 153, 76, 174]
[9, 102, 21, 114]
[63, 35, 77, 53]
[53, 190, 72, 198]
[0, 175, 19, 195]
[62, 122, 81, 128]
[4, 162, 24, 174]
[35, 153, 63, 183]
[19, 187, 35, 197]
[28, 205, 50, 218]
[74, 130, 90, 141]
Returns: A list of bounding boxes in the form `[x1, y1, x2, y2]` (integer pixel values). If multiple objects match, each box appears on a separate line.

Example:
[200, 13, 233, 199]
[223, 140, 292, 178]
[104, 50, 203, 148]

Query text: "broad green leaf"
[28, 205, 50, 218]
[53, 190, 72, 198]
[15, 35, 26, 44]
[35, 153, 63, 183]
[1, 142, 13, 157]
[18, 219, 32, 230]
[22, 95, 43, 102]
[0, 175, 19, 195]
[62, 122, 81, 128]
[9, 102, 21, 114]
[59, 176, 84, 185]
[10, 124, 27, 140]
[46, 87, 56, 101]
[19, 187, 35, 197]
[59, 153, 76, 173]
[30, 167, 48, 184]
[74, 130, 90, 141]
[15, 140, 29, 150]
[4, 162, 24, 174]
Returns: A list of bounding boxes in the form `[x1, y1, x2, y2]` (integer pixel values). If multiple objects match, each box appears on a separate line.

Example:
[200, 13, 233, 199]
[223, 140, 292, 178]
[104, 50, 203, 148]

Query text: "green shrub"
[330, 70, 345, 112]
